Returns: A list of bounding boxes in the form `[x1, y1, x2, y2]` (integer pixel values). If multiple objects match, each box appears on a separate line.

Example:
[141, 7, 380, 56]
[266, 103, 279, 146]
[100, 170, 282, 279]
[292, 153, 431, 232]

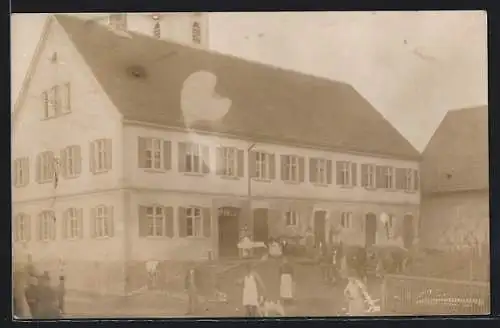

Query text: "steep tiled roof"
[55, 15, 419, 160]
[421, 105, 489, 194]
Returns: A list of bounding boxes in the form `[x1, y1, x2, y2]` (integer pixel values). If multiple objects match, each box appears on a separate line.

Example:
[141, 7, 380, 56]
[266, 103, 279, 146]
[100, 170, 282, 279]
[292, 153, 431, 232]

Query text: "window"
[336, 161, 357, 186]
[61, 83, 71, 113]
[192, 22, 201, 44]
[186, 207, 202, 237]
[255, 152, 271, 179]
[153, 22, 161, 39]
[13, 157, 29, 187]
[90, 139, 112, 173]
[282, 155, 301, 182]
[36, 151, 55, 183]
[61, 145, 81, 178]
[93, 206, 113, 238]
[109, 13, 128, 30]
[383, 166, 395, 189]
[361, 164, 376, 189]
[147, 206, 166, 237]
[38, 211, 56, 241]
[64, 208, 82, 239]
[146, 138, 162, 170]
[42, 83, 71, 119]
[405, 168, 418, 192]
[138, 137, 171, 171]
[217, 147, 243, 177]
[310, 158, 331, 184]
[285, 211, 298, 226]
[340, 212, 352, 229]
[179, 142, 209, 174]
[14, 213, 31, 242]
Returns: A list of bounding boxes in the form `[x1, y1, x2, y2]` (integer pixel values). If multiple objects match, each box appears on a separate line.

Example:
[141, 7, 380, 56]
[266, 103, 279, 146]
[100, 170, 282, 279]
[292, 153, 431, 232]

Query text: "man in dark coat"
[35, 272, 61, 319]
[24, 275, 39, 318]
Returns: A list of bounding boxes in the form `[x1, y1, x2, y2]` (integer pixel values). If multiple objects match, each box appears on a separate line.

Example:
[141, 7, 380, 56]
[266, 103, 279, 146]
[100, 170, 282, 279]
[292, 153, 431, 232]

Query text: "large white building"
[12, 14, 421, 296]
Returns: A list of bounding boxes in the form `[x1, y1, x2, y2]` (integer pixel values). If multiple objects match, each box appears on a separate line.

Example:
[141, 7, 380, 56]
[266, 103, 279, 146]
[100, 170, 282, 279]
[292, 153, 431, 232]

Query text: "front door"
[403, 214, 414, 249]
[253, 208, 269, 243]
[314, 211, 326, 247]
[218, 207, 240, 258]
[365, 213, 377, 247]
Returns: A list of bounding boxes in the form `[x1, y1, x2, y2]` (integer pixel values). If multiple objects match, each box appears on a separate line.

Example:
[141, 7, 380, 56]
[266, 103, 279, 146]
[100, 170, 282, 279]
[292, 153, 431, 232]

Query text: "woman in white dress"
[241, 263, 266, 317]
[279, 257, 295, 304]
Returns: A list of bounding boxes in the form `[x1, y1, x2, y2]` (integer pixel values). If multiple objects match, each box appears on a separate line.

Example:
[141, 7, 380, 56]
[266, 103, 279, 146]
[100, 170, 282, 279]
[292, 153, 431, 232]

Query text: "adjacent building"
[12, 14, 421, 295]
[420, 105, 489, 252]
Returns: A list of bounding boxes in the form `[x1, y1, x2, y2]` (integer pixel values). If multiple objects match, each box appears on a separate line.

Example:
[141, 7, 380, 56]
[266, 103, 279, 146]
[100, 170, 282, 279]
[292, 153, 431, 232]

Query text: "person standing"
[24, 275, 39, 318]
[184, 267, 199, 315]
[279, 257, 295, 305]
[343, 276, 366, 316]
[241, 263, 266, 317]
[36, 272, 61, 319]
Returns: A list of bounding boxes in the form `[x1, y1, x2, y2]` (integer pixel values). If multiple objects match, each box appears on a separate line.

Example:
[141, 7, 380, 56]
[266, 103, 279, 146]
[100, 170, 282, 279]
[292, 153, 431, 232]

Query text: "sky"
[11, 11, 487, 151]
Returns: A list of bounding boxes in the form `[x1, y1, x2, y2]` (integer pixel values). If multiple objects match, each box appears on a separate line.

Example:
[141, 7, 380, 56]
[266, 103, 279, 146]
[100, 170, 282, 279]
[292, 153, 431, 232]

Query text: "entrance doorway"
[365, 213, 377, 247]
[218, 207, 240, 258]
[403, 214, 414, 249]
[314, 210, 327, 247]
[253, 208, 269, 243]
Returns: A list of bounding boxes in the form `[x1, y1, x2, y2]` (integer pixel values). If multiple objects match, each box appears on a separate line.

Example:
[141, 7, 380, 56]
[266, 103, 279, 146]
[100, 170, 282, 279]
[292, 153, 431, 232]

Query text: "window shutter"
[202, 145, 210, 174]
[237, 149, 245, 178]
[376, 165, 384, 188]
[298, 156, 305, 182]
[178, 207, 187, 237]
[62, 210, 68, 239]
[35, 154, 41, 183]
[12, 161, 18, 187]
[63, 83, 71, 112]
[216, 147, 224, 176]
[336, 161, 343, 185]
[13, 215, 18, 242]
[77, 208, 84, 238]
[60, 149, 68, 179]
[165, 206, 174, 237]
[202, 207, 211, 238]
[326, 160, 333, 184]
[24, 158, 30, 186]
[42, 91, 49, 118]
[269, 154, 276, 179]
[89, 141, 96, 173]
[280, 155, 287, 180]
[37, 214, 42, 241]
[74, 146, 82, 175]
[108, 206, 115, 237]
[163, 140, 172, 170]
[90, 207, 96, 238]
[248, 151, 257, 178]
[138, 137, 147, 168]
[414, 170, 420, 191]
[48, 152, 55, 181]
[395, 168, 406, 190]
[105, 139, 113, 170]
[361, 164, 368, 187]
[309, 158, 316, 183]
[351, 162, 357, 186]
[178, 142, 187, 172]
[26, 215, 31, 241]
[50, 213, 56, 240]
[138, 205, 148, 237]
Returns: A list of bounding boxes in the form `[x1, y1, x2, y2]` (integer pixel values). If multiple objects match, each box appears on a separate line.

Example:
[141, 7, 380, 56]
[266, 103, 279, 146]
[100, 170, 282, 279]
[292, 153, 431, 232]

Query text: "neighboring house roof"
[22, 14, 419, 160]
[421, 105, 489, 194]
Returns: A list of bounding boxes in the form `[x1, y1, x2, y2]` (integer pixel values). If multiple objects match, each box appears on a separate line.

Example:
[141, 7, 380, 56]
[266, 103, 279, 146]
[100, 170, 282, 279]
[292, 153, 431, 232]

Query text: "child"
[241, 263, 266, 317]
[279, 257, 295, 305]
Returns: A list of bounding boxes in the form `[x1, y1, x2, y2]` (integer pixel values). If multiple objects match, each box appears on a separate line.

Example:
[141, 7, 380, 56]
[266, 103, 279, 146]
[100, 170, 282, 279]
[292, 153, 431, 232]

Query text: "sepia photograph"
[11, 11, 488, 319]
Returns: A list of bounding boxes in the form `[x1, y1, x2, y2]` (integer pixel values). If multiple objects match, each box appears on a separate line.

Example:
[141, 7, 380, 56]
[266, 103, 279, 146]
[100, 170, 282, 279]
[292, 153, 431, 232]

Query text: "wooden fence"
[381, 274, 490, 315]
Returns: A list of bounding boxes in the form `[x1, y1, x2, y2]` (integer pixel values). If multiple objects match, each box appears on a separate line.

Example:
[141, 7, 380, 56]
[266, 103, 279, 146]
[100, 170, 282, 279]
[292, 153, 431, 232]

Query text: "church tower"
[103, 12, 210, 49]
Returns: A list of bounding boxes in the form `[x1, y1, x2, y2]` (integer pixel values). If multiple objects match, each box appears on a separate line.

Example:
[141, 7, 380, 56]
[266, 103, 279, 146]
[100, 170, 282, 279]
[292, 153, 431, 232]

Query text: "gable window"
[281, 155, 304, 183]
[192, 22, 201, 44]
[340, 212, 352, 229]
[42, 83, 71, 119]
[90, 139, 112, 173]
[13, 157, 30, 187]
[153, 22, 161, 39]
[361, 164, 376, 189]
[36, 151, 55, 183]
[109, 13, 128, 30]
[63, 208, 83, 239]
[179, 142, 209, 174]
[216, 147, 244, 178]
[38, 211, 56, 241]
[61, 145, 81, 178]
[310, 158, 331, 185]
[14, 213, 31, 242]
[138, 137, 171, 171]
[92, 205, 114, 238]
[336, 161, 357, 187]
[284, 211, 298, 226]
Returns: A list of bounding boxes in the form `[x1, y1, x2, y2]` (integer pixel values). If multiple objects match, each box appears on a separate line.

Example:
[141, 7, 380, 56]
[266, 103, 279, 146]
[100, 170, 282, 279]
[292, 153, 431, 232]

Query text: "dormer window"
[109, 13, 127, 31]
[192, 22, 201, 44]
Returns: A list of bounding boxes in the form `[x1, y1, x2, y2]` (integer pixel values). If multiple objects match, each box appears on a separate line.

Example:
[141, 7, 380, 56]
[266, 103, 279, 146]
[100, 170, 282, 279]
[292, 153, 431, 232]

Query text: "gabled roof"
[53, 14, 419, 160]
[421, 105, 489, 194]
